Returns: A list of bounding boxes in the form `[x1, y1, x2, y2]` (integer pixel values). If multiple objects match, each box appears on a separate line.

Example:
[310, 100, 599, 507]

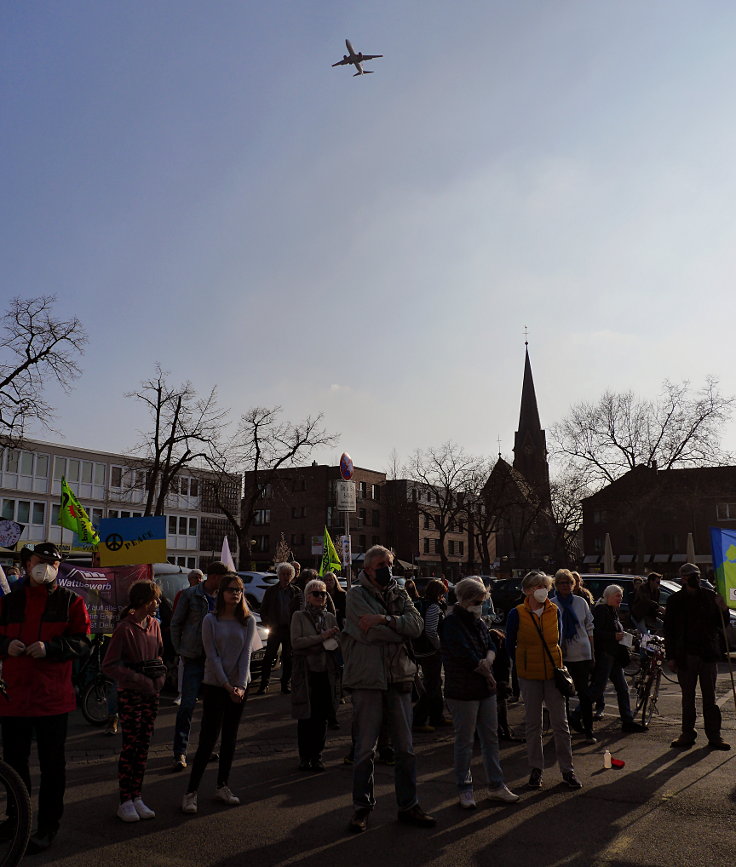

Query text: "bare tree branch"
[0, 295, 87, 446]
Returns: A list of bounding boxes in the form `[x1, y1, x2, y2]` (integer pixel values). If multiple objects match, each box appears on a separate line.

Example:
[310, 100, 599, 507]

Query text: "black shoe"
[310, 759, 326, 772]
[26, 829, 57, 855]
[707, 739, 731, 751]
[208, 752, 220, 762]
[528, 768, 543, 789]
[348, 808, 370, 834]
[671, 733, 697, 749]
[397, 804, 437, 828]
[281, 686, 292, 695]
[298, 761, 312, 772]
[377, 749, 395, 766]
[256, 685, 268, 695]
[622, 720, 647, 733]
[592, 711, 604, 721]
[562, 771, 583, 790]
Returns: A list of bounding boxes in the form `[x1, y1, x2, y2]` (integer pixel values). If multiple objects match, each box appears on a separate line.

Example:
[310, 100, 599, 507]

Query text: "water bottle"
[603, 749, 612, 769]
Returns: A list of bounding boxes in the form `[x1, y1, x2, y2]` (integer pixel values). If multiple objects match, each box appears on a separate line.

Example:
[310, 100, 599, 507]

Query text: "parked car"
[237, 571, 279, 611]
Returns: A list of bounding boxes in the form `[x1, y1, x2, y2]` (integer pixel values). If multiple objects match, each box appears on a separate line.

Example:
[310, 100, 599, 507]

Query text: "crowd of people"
[0, 542, 731, 854]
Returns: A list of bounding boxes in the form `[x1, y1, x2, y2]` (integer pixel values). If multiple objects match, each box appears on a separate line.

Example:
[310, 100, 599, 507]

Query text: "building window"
[188, 517, 197, 537]
[291, 506, 307, 519]
[372, 484, 381, 502]
[254, 509, 271, 526]
[168, 515, 177, 535]
[423, 514, 430, 530]
[359, 508, 366, 524]
[434, 539, 441, 554]
[448, 540, 455, 555]
[717, 503, 736, 520]
[111, 466, 123, 488]
[259, 484, 272, 499]
[253, 534, 270, 552]
[372, 510, 379, 527]
[458, 521, 464, 534]
[372, 535, 379, 545]
[423, 538, 430, 554]
[359, 534, 367, 549]
[290, 533, 305, 546]
[459, 541, 464, 556]
[412, 489, 417, 502]
[359, 481, 367, 499]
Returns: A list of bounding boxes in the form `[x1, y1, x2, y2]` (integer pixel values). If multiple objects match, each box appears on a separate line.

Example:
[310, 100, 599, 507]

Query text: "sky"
[4, 1, 736, 476]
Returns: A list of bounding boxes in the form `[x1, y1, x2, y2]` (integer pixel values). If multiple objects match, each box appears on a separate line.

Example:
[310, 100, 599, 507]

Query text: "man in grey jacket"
[342, 545, 436, 833]
[170, 560, 228, 769]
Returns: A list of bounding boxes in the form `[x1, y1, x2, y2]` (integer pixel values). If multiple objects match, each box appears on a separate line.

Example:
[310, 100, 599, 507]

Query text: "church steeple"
[512, 343, 551, 507]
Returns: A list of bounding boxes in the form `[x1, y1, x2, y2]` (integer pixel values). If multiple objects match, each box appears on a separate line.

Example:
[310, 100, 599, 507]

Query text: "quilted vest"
[514, 600, 563, 680]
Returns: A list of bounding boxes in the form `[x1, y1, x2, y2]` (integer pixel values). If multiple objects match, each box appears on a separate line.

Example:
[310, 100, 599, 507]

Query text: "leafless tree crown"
[550, 378, 734, 488]
[0, 295, 87, 446]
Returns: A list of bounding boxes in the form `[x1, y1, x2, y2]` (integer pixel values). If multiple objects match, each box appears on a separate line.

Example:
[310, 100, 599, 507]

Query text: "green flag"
[58, 476, 100, 547]
[319, 526, 342, 576]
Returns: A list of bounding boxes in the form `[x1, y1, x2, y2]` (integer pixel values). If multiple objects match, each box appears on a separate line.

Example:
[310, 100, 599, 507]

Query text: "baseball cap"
[679, 563, 700, 577]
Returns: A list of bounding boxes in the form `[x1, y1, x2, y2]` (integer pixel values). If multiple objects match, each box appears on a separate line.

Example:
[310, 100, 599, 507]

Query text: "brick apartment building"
[245, 465, 491, 577]
[581, 464, 736, 576]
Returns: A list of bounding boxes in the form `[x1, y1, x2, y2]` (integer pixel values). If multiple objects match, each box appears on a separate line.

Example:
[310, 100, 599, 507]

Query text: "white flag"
[221, 536, 236, 572]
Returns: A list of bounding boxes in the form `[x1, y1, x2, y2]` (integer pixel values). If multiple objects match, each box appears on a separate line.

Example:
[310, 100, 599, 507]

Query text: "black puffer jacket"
[440, 606, 496, 701]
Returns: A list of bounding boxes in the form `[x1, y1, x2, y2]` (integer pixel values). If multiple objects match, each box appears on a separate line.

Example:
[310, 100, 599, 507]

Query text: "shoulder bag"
[527, 611, 576, 697]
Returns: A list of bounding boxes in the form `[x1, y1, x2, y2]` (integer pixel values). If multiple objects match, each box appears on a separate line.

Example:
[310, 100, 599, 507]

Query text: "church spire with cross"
[512, 331, 551, 507]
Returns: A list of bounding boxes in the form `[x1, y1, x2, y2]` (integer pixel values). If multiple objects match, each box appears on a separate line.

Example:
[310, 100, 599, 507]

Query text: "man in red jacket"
[0, 542, 91, 855]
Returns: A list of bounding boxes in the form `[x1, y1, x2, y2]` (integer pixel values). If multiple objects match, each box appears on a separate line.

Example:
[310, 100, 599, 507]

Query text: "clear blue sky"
[4, 1, 736, 472]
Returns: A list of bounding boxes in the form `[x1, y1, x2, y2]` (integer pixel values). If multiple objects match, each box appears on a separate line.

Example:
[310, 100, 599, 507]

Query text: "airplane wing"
[361, 54, 383, 60]
[332, 58, 351, 66]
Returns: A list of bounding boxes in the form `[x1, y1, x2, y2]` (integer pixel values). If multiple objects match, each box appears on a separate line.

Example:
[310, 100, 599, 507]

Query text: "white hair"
[276, 562, 295, 580]
[305, 579, 326, 597]
[455, 576, 488, 604]
[603, 584, 624, 600]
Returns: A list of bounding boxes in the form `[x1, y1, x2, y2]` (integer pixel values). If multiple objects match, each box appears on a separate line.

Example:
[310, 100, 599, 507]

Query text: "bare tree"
[209, 407, 337, 569]
[407, 441, 480, 577]
[127, 365, 227, 515]
[551, 378, 734, 489]
[0, 295, 87, 446]
[549, 467, 592, 567]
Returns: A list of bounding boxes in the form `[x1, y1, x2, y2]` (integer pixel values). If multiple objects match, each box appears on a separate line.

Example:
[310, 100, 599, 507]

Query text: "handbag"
[527, 611, 576, 698]
[129, 658, 168, 680]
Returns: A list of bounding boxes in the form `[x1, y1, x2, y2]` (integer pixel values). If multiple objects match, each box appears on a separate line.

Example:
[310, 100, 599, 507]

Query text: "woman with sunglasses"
[181, 573, 255, 814]
[290, 578, 341, 771]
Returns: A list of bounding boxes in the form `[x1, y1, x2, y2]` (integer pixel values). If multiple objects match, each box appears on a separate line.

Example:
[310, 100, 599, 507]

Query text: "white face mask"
[467, 604, 483, 618]
[533, 588, 549, 603]
[31, 563, 58, 585]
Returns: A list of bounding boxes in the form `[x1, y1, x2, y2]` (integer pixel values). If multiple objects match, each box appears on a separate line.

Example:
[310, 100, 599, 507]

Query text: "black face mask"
[374, 565, 392, 588]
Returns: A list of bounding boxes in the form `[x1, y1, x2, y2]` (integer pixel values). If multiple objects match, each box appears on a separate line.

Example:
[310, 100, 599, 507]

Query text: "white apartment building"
[0, 439, 238, 569]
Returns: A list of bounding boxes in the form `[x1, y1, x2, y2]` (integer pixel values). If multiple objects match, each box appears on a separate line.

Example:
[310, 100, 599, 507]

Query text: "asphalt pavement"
[23, 663, 736, 866]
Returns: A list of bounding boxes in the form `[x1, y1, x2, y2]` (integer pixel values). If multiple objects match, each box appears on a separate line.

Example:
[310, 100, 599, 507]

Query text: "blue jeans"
[588, 652, 633, 722]
[173, 657, 205, 758]
[446, 696, 504, 792]
[352, 687, 417, 812]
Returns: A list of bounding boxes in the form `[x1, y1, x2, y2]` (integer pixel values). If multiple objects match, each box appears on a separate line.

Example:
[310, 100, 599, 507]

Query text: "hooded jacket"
[341, 570, 422, 691]
[0, 580, 91, 716]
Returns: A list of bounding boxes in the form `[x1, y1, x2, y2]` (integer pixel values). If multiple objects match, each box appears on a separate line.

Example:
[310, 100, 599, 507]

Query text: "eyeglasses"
[224, 587, 242, 594]
[310, 591, 327, 598]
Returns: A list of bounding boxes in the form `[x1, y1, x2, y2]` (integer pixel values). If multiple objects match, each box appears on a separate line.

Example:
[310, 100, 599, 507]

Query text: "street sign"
[336, 480, 356, 512]
[311, 535, 324, 555]
[339, 452, 354, 480]
[339, 534, 352, 568]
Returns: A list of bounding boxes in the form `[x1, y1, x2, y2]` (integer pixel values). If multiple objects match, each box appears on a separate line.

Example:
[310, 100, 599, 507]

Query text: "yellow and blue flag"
[319, 526, 342, 576]
[709, 526, 736, 609]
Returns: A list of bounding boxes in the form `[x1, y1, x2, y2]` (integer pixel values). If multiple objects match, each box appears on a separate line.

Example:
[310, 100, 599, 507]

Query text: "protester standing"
[182, 574, 255, 813]
[412, 578, 449, 733]
[505, 570, 582, 790]
[291, 579, 341, 771]
[257, 562, 303, 695]
[102, 580, 166, 822]
[0, 542, 91, 854]
[440, 577, 519, 809]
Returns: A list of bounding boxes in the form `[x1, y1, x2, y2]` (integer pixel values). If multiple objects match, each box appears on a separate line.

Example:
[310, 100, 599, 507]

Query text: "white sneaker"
[215, 785, 240, 806]
[117, 800, 140, 823]
[458, 789, 477, 809]
[488, 784, 520, 803]
[133, 798, 155, 819]
[173, 696, 182, 706]
[181, 792, 198, 814]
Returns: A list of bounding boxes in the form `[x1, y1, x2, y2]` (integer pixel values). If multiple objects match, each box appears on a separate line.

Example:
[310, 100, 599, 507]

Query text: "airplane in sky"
[332, 39, 383, 76]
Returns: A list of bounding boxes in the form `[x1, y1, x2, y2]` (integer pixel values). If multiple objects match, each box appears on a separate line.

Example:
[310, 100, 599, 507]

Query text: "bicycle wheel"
[633, 660, 650, 712]
[640, 667, 662, 727]
[0, 760, 32, 866]
[82, 678, 114, 726]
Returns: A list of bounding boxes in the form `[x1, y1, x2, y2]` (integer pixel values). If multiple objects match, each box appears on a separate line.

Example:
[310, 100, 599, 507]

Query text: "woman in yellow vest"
[505, 571, 582, 791]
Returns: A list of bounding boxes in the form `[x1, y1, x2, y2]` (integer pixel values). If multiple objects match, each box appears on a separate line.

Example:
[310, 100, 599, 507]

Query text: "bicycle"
[0, 682, 33, 866]
[631, 633, 666, 726]
[75, 634, 115, 726]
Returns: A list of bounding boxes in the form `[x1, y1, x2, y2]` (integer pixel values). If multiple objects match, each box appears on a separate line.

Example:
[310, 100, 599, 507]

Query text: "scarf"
[555, 592, 579, 643]
[305, 603, 327, 633]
